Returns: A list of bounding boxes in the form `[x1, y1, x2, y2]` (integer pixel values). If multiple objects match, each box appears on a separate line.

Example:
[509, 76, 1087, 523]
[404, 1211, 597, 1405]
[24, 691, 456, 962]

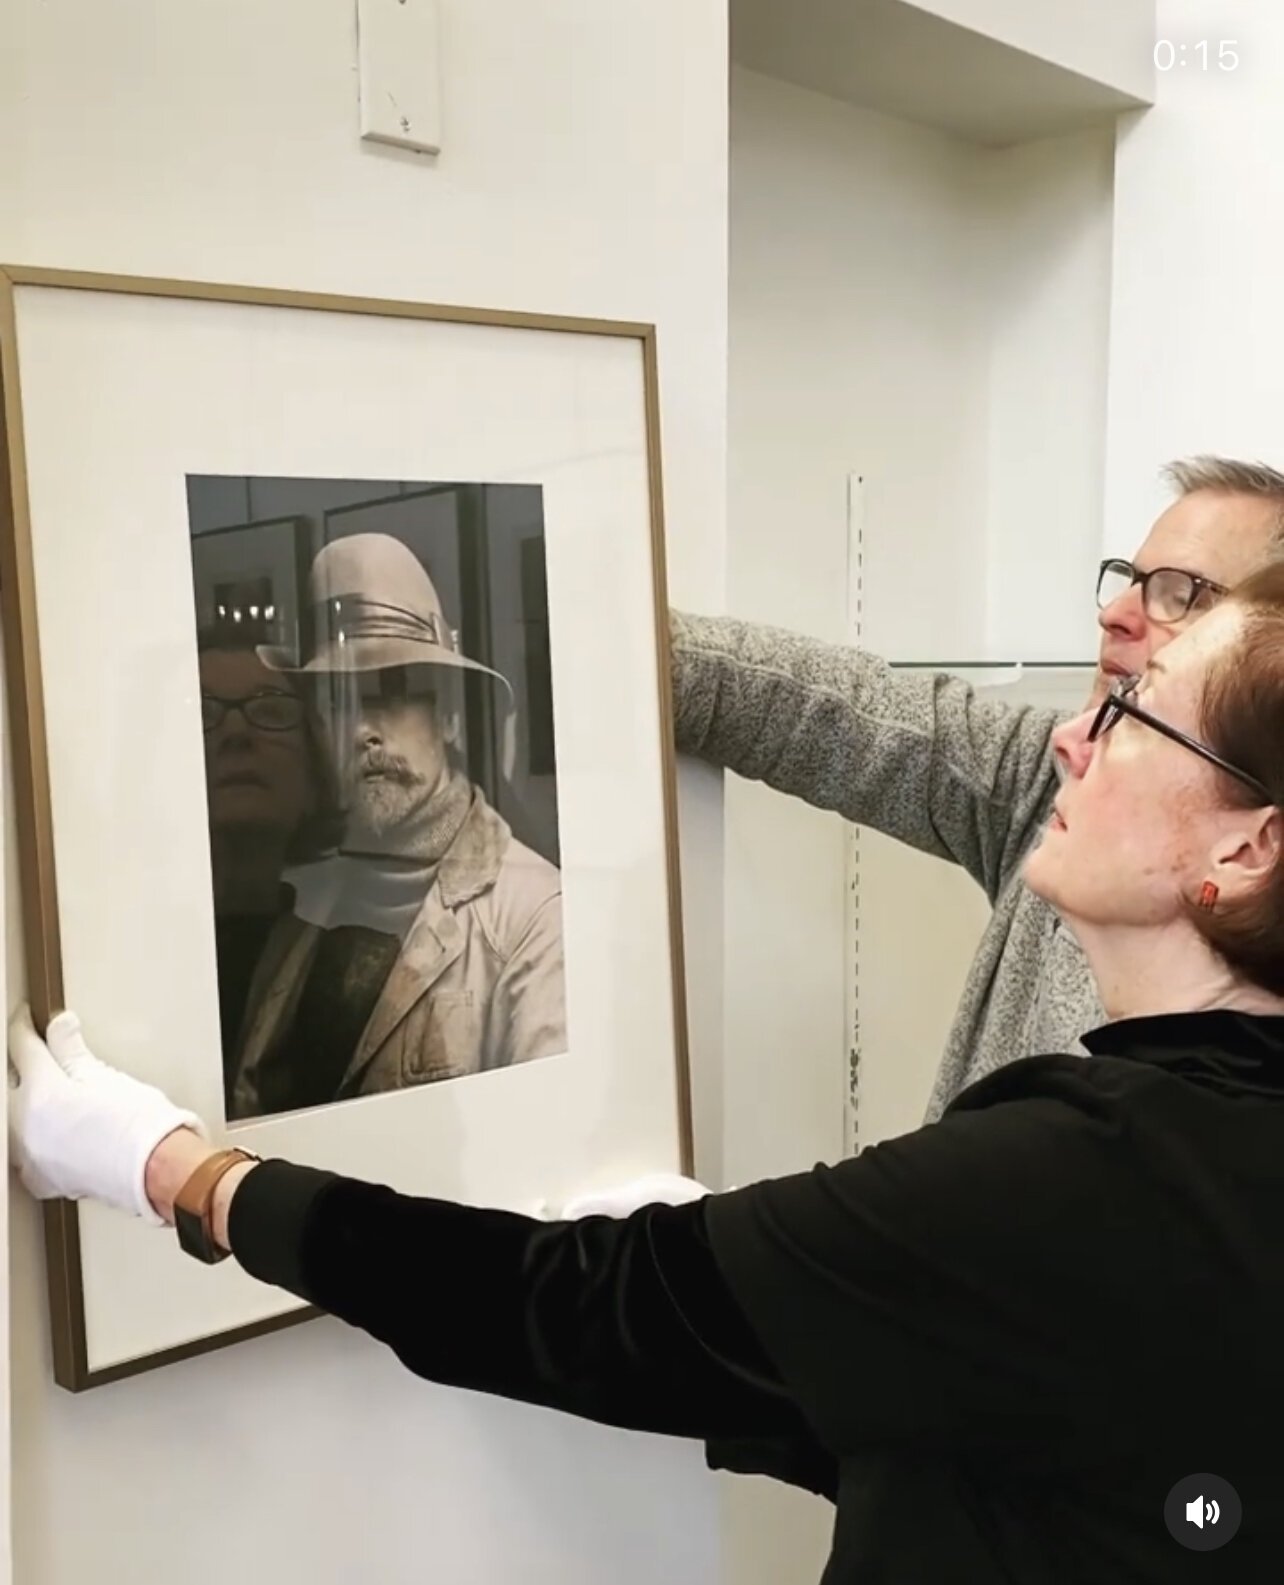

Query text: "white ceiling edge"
[731, 0, 1156, 149]
[909, 0, 1155, 104]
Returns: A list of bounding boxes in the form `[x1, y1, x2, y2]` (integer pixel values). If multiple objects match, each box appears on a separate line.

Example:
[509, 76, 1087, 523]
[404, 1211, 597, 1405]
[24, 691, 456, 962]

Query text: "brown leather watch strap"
[175, 1148, 258, 1263]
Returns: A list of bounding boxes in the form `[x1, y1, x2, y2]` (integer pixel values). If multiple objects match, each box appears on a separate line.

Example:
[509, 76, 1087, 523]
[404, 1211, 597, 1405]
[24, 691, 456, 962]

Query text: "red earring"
[1198, 881, 1219, 910]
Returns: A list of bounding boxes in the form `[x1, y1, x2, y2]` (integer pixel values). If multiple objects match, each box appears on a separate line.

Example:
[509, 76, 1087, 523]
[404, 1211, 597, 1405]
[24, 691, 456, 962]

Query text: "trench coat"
[227, 790, 565, 1118]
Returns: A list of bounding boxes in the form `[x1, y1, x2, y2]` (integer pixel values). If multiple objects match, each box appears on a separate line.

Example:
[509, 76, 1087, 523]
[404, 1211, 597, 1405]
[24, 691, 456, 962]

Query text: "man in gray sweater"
[671, 456, 1284, 1123]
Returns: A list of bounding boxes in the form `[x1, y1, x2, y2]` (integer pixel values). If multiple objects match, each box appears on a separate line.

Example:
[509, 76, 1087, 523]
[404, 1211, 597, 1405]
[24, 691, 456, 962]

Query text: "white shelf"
[731, 0, 1155, 148]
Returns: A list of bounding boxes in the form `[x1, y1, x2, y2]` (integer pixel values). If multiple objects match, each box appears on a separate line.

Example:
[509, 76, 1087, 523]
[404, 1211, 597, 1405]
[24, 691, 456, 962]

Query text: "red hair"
[1186, 562, 1284, 993]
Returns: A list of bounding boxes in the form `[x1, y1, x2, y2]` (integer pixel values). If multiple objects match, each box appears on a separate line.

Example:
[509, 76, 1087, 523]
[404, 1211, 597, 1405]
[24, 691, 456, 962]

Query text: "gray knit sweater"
[669, 611, 1104, 1124]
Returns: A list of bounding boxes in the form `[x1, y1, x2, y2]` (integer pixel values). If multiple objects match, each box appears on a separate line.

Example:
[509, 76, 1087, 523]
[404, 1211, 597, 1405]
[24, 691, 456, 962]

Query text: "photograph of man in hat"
[218, 529, 567, 1121]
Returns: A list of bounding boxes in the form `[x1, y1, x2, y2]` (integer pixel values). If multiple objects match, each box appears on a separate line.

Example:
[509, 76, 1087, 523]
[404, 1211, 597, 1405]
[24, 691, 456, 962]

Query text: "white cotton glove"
[558, 1172, 710, 1219]
[7, 1004, 208, 1226]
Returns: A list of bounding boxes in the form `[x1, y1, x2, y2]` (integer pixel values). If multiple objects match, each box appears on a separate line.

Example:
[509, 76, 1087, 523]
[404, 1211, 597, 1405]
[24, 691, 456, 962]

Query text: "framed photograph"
[0, 267, 691, 1390]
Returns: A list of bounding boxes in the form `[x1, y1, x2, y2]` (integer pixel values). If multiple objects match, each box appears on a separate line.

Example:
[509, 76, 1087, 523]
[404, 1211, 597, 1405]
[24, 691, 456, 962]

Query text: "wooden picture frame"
[0, 266, 691, 1390]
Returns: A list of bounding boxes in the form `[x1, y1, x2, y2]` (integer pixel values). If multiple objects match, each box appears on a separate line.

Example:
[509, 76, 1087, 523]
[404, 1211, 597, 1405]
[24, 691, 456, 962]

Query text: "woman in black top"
[14, 566, 1284, 1582]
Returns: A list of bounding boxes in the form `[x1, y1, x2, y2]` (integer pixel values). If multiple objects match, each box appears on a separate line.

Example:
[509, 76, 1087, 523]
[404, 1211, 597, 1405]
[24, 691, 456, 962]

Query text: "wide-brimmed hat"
[258, 532, 513, 698]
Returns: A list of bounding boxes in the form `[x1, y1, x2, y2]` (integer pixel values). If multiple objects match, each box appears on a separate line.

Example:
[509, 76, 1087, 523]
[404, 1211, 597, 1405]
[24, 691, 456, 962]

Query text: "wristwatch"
[174, 1148, 260, 1264]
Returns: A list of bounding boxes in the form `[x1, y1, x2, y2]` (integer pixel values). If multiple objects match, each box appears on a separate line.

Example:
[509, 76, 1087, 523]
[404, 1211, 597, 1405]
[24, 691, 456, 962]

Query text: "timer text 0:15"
[1155, 40, 1239, 71]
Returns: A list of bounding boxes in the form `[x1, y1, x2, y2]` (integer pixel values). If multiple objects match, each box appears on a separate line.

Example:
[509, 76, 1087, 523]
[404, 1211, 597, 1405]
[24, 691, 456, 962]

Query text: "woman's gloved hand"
[7, 1004, 207, 1225]
[8, 1002, 709, 1227]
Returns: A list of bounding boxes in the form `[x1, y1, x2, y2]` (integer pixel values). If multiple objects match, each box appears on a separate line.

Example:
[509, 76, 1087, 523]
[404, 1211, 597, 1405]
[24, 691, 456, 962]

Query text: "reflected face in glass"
[329, 666, 455, 840]
[201, 648, 316, 839]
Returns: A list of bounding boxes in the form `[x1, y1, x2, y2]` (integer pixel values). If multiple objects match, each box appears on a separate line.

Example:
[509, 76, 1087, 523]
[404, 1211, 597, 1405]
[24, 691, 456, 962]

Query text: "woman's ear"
[1210, 807, 1283, 896]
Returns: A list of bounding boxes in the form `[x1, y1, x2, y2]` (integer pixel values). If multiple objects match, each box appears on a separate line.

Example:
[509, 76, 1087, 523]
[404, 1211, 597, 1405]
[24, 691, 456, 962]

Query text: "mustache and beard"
[342, 744, 431, 841]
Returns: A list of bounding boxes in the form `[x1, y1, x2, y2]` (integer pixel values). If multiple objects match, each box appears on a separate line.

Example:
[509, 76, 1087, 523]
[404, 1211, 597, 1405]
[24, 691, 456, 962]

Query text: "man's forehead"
[345, 666, 437, 698]
[1134, 491, 1279, 581]
[201, 646, 275, 681]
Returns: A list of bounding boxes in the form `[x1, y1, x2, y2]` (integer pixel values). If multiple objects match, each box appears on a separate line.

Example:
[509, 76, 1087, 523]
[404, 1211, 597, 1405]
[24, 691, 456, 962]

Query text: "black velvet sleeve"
[229, 1160, 830, 1466]
[703, 1074, 1133, 1460]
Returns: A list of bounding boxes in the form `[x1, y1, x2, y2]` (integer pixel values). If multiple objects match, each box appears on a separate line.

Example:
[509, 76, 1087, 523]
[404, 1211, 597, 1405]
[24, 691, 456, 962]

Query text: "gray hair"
[1162, 454, 1284, 542]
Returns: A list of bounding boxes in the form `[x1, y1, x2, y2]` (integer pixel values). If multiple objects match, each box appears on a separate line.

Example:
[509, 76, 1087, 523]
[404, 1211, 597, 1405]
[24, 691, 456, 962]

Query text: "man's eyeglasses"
[202, 691, 304, 734]
[1089, 675, 1272, 805]
[1097, 558, 1228, 624]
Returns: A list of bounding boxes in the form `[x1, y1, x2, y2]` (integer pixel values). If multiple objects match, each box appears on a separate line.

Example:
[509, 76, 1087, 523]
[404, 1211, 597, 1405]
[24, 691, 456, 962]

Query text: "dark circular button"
[1164, 1473, 1242, 1551]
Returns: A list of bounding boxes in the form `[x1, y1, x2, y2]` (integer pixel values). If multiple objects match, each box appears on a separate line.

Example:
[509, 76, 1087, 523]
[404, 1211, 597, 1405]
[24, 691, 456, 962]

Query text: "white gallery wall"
[1105, 0, 1284, 545]
[0, 4, 728, 1585]
[977, 128, 1115, 660]
[725, 67, 985, 1209]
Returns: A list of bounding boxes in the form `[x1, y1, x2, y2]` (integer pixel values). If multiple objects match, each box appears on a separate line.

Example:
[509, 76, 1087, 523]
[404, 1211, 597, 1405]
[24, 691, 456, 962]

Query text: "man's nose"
[212, 709, 253, 749]
[1050, 710, 1095, 781]
[1098, 582, 1146, 638]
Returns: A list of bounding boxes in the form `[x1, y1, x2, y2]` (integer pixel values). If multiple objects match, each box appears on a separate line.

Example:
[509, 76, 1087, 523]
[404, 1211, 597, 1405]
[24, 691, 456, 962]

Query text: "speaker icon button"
[1164, 1474, 1242, 1551]
[1186, 1494, 1219, 1528]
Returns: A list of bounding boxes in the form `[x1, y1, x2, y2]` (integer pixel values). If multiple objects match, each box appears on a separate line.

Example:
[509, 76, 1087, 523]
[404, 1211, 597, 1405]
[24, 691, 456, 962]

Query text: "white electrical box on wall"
[357, 0, 442, 155]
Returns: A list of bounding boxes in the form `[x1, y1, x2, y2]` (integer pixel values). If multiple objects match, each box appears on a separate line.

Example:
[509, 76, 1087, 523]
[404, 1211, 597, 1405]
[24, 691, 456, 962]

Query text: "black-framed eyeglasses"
[1096, 558, 1228, 624]
[1089, 675, 1273, 805]
[202, 691, 304, 734]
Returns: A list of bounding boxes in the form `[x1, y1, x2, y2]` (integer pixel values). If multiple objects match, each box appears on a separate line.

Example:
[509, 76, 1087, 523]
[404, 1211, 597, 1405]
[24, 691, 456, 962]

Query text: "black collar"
[1082, 1010, 1284, 1099]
